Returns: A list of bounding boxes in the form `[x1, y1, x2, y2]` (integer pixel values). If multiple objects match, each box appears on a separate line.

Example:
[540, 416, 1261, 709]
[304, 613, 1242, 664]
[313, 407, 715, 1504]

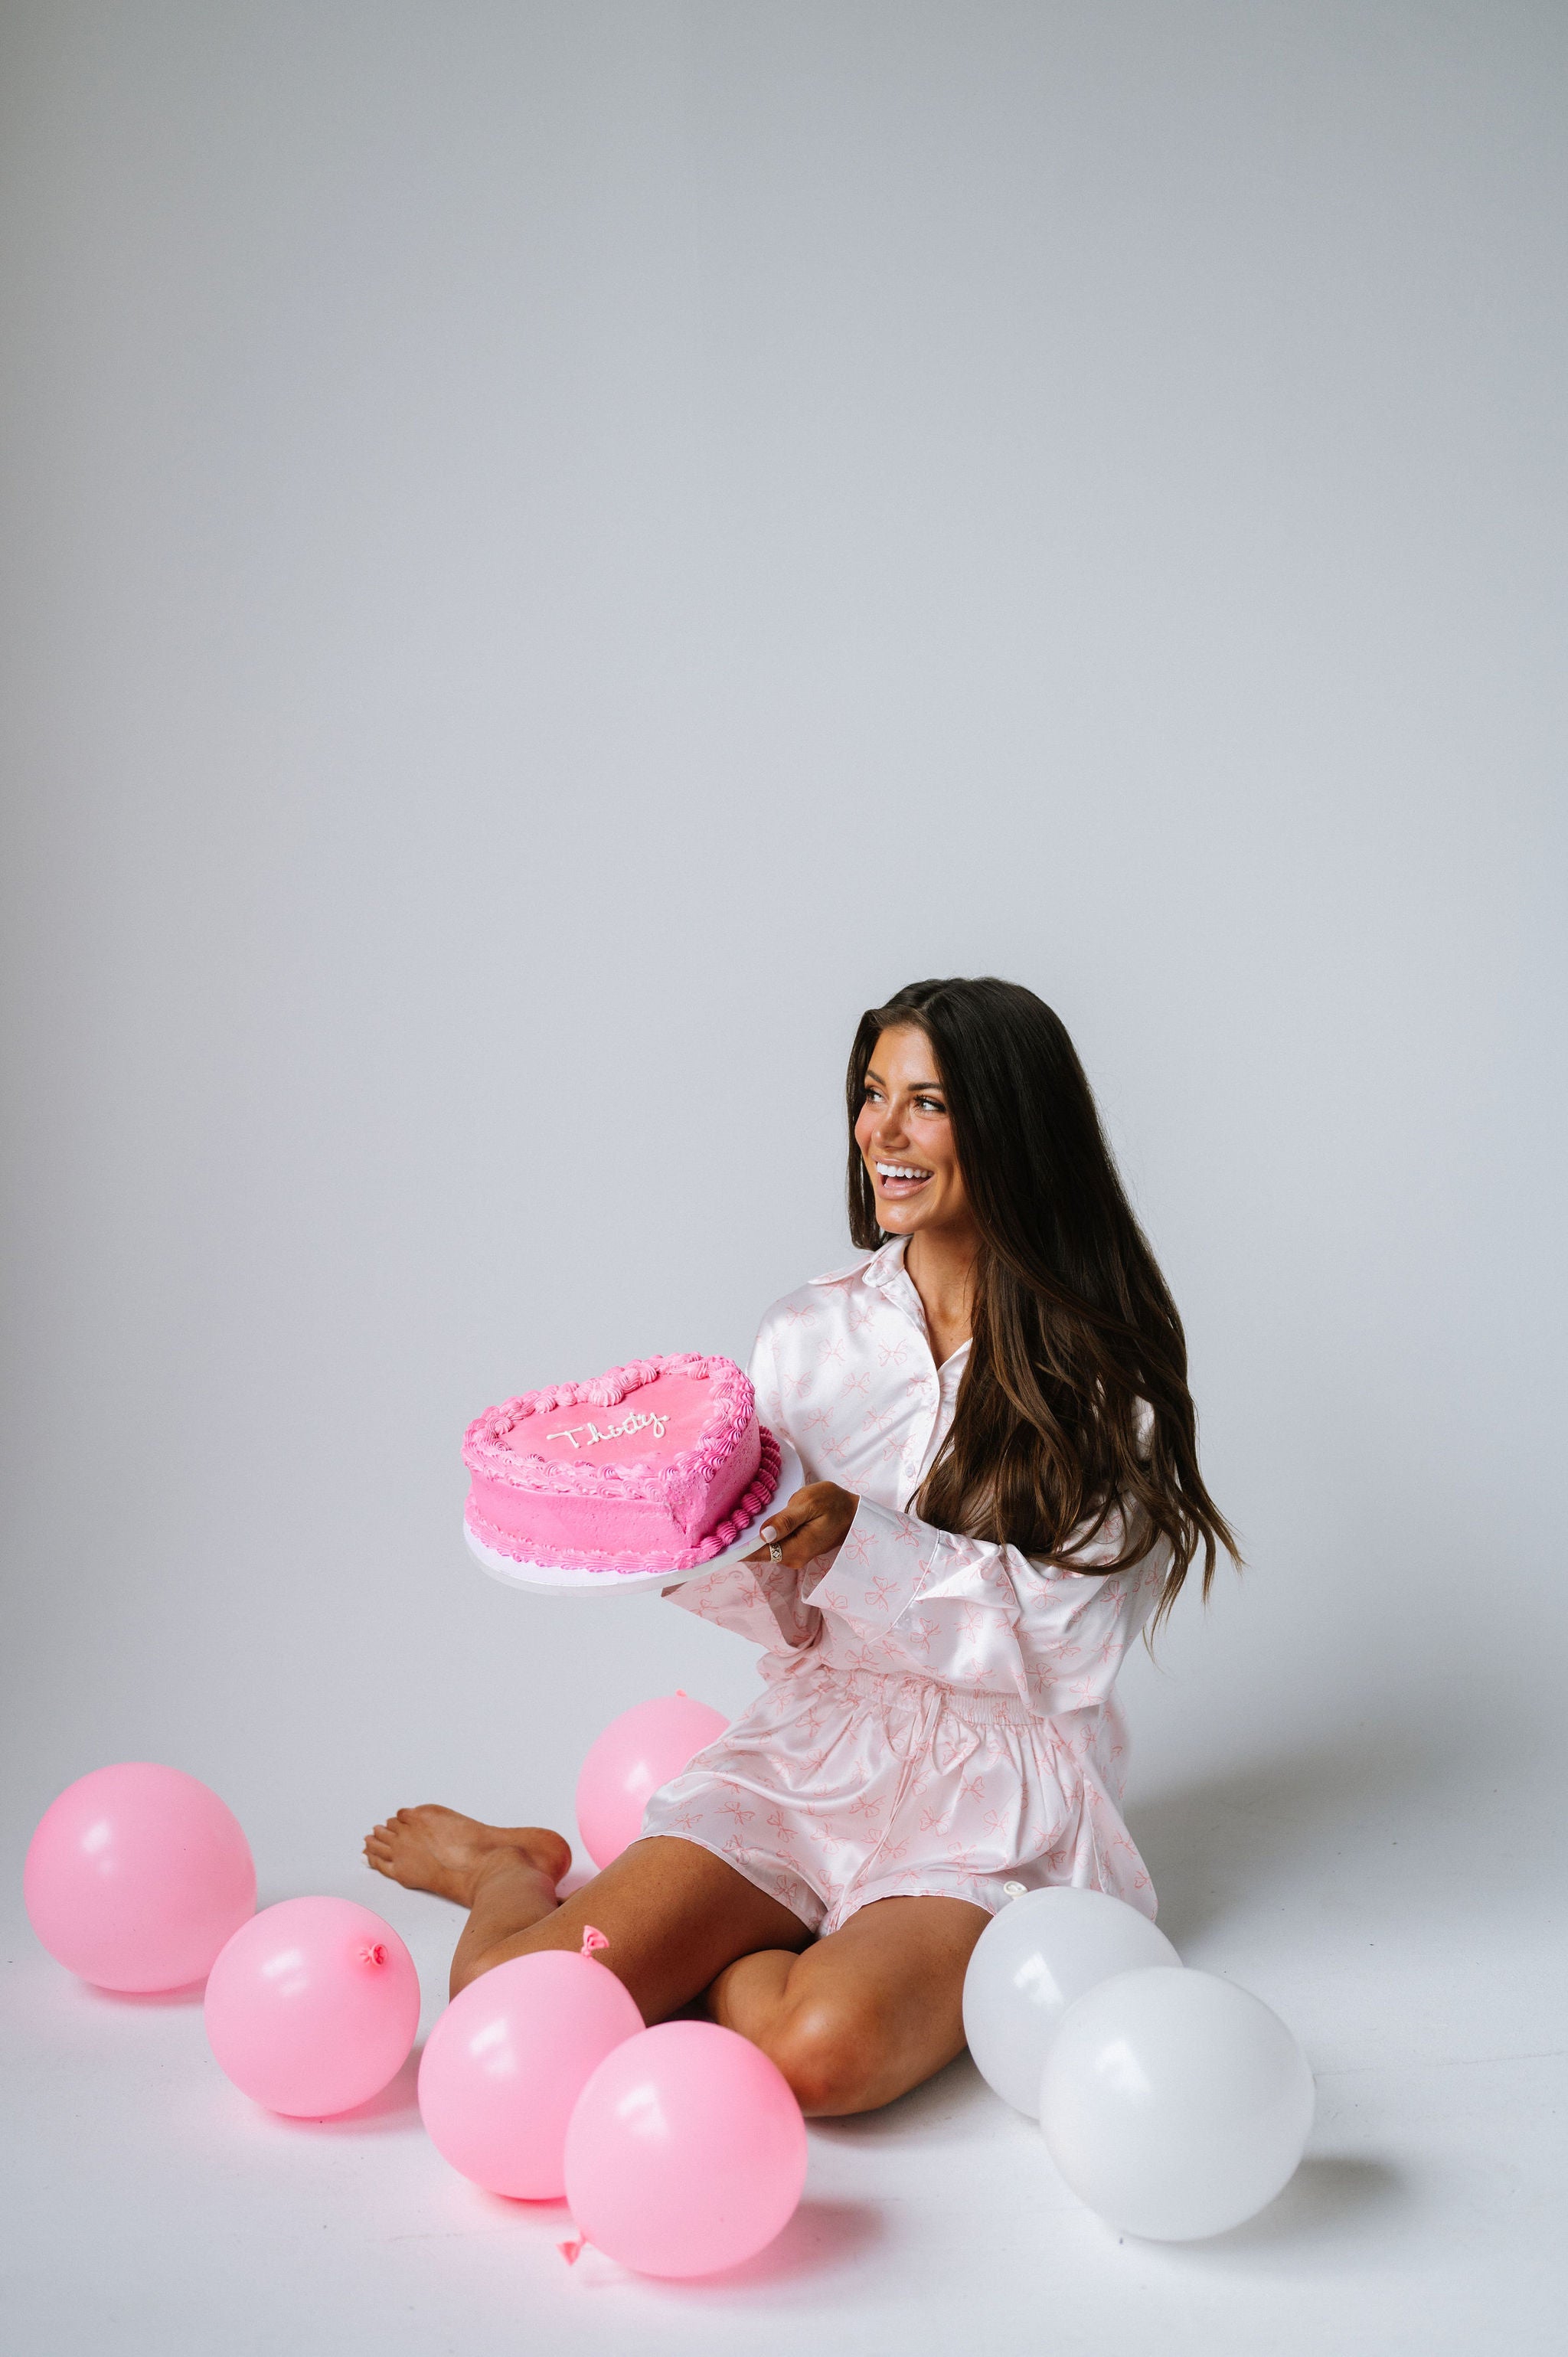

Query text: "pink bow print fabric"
[641, 1241, 1167, 1936]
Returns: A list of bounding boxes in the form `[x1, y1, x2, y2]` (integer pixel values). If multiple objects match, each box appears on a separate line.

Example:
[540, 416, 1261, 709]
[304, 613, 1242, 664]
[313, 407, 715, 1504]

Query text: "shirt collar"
[808, 1237, 908, 1290]
[809, 1237, 972, 1374]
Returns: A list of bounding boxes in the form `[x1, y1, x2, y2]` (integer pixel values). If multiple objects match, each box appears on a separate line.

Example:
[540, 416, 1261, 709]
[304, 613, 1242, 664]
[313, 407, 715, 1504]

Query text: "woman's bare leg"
[364, 1808, 811, 2009]
[365, 1810, 986, 2114]
[364, 1806, 570, 1995]
[708, 1893, 991, 2116]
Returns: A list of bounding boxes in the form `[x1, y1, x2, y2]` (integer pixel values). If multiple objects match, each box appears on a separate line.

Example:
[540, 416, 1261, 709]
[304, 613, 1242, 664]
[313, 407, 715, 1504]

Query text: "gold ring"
[768, 1541, 783, 1563]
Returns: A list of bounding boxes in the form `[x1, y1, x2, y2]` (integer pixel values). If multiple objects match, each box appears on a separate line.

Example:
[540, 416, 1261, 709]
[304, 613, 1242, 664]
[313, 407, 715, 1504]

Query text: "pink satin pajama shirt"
[639, 1240, 1166, 1936]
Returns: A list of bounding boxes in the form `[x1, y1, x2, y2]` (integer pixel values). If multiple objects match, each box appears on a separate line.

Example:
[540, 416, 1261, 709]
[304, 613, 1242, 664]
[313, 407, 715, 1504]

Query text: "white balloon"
[1040, 1966, 1315, 2240]
[962, 1887, 1180, 2117]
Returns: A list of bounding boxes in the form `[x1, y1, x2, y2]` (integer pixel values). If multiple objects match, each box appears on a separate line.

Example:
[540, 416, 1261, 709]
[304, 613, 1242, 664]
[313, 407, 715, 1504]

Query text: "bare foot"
[362, 1806, 571, 1906]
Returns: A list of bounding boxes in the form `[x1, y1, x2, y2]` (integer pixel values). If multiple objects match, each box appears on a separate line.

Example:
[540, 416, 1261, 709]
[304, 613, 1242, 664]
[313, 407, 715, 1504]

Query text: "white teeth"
[876, 1162, 930, 1181]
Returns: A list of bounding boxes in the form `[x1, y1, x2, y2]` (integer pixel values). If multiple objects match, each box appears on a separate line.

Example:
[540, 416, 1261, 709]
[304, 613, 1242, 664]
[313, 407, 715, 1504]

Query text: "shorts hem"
[820, 1874, 1011, 1937]
[632, 1826, 825, 1937]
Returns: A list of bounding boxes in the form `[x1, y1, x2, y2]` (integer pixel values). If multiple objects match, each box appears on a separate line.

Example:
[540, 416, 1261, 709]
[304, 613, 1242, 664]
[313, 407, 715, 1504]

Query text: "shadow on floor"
[265, 2041, 426, 2134]
[1214, 2152, 1414, 2258]
[81, 1975, 208, 2009]
[1053, 2153, 1417, 2274]
[1122, 1710, 1511, 1949]
[806, 2043, 996, 2148]
[626, 2195, 888, 2297]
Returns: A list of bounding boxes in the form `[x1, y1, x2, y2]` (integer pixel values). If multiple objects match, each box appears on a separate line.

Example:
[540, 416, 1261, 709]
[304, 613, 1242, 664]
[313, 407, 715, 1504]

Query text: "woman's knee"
[758, 1995, 886, 2117]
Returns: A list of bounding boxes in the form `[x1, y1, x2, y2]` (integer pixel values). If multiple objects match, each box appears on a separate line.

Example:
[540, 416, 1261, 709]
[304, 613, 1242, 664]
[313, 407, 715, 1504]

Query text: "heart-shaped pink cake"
[462, 1354, 782, 1574]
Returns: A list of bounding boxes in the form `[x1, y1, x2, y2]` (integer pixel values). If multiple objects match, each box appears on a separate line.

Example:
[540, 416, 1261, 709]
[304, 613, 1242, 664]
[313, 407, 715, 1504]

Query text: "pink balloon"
[419, 1948, 644, 2197]
[576, 1692, 729, 1868]
[24, 1763, 256, 1992]
[564, 2020, 808, 2277]
[204, 1897, 420, 2117]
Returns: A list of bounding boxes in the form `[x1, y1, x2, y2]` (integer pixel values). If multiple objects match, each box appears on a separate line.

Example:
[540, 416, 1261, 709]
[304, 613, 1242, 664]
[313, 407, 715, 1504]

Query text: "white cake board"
[464, 1438, 806, 1598]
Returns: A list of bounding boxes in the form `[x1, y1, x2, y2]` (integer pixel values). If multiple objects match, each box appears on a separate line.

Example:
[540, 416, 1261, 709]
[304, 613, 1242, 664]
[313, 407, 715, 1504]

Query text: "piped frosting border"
[465, 1423, 783, 1574]
[462, 1354, 751, 1499]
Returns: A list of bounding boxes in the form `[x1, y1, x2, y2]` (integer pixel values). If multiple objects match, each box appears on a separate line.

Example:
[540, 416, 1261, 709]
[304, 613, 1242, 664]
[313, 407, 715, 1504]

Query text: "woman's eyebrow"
[866, 1067, 944, 1094]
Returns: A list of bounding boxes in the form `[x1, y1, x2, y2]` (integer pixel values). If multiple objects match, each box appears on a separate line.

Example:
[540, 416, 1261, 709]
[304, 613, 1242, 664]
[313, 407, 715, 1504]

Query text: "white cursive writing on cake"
[545, 1410, 669, 1450]
[462, 1354, 783, 1574]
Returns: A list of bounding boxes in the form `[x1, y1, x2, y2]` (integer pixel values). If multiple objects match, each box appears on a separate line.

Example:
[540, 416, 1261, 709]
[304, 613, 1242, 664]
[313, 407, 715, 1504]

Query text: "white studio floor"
[3, 1711, 1562, 2357]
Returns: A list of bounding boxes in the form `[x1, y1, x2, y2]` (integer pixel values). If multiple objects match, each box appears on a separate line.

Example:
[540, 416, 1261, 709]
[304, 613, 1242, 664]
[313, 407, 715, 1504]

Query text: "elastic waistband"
[777, 1655, 1049, 1732]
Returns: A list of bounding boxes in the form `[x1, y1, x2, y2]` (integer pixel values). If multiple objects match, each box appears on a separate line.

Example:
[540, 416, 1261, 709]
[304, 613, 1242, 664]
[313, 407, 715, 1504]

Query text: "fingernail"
[760, 1525, 777, 1542]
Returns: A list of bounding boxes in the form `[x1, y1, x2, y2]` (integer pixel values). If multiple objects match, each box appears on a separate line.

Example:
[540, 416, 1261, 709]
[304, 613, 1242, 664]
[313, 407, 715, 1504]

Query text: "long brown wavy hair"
[847, 977, 1239, 1629]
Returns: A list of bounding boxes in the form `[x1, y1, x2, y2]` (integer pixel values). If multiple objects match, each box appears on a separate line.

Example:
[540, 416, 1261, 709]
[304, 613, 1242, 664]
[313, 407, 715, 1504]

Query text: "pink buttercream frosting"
[462, 1354, 782, 1574]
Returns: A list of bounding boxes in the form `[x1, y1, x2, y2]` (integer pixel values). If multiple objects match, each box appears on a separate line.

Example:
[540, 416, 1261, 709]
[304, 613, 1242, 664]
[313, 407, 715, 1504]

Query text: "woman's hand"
[745, 1483, 859, 1571]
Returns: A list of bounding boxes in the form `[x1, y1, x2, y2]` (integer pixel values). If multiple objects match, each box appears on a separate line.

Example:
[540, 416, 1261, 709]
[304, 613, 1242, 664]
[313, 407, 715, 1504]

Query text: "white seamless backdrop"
[2, 8, 1563, 2354]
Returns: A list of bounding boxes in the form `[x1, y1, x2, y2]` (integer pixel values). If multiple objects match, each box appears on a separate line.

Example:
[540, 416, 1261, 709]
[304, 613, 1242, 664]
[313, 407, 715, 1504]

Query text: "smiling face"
[853, 1025, 976, 1242]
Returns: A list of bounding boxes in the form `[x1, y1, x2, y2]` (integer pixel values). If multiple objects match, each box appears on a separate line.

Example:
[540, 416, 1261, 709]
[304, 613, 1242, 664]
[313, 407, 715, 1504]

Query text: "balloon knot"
[557, 2237, 587, 2267]
[580, 1925, 609, 1957]
[360, 1943, 387, 1966]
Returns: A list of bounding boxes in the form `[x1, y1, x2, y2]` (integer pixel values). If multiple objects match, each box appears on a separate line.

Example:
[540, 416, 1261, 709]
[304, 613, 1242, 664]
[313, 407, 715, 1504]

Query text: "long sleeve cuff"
[808, 1496, 999, 1633]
